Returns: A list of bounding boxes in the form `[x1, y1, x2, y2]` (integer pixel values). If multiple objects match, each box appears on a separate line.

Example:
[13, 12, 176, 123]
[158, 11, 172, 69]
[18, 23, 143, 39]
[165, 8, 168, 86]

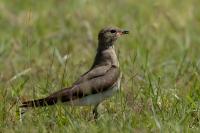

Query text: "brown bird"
[19, 27, 129, 119]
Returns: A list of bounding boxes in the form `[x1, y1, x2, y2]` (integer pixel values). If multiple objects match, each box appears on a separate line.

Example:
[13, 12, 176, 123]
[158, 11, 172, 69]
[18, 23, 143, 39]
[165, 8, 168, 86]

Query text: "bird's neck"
[97, 41, 113, 51]
[92, 43, 119, 68]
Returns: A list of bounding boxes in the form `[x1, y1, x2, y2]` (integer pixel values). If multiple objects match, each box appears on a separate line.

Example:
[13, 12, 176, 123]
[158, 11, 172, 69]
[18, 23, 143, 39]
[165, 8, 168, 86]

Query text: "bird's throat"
[97, 41, 114, 52]
[92, 42, 119, 68]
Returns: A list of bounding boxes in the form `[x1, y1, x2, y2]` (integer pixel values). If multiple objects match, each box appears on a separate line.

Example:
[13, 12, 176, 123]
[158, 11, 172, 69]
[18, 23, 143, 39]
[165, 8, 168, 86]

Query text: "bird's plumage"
[20, 48, 120, 107]
[20, 66, 120, 107]
[19, 27, 129, 117]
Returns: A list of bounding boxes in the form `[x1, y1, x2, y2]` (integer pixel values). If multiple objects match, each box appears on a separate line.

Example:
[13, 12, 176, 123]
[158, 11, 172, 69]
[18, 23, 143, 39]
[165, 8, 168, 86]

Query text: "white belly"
[67, 78, 121, 106]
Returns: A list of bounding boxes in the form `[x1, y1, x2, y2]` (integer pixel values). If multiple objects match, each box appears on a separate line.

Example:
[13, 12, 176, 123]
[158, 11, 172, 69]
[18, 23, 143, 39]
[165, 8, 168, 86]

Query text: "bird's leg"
[93, 103, 100, 119]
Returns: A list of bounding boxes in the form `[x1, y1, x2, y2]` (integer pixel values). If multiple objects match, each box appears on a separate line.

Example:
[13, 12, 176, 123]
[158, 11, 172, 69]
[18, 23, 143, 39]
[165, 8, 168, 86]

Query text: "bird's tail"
[19, 86, 73, 108]
[19, 97, 58, 108]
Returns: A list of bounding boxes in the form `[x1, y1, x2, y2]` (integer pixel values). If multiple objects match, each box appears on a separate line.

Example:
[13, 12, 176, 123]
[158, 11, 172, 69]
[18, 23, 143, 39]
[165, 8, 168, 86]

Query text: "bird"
[19, 27, 129, 119]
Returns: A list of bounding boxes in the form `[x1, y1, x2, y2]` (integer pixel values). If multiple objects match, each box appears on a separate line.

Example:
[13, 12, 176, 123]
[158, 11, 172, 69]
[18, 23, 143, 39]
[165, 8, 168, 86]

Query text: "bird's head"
[98, 27, 129, 49]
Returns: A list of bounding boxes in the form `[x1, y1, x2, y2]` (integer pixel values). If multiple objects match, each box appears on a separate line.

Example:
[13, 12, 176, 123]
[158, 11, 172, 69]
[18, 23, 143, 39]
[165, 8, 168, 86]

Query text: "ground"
[0, 0, 200, 132]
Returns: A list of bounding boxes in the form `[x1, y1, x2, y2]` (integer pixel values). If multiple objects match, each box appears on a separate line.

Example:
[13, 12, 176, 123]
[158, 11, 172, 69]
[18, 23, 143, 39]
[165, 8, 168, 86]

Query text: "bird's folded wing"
[73, 64, 112, 85]
[48, 66, 120, 102]
[20, 66, 120, 107]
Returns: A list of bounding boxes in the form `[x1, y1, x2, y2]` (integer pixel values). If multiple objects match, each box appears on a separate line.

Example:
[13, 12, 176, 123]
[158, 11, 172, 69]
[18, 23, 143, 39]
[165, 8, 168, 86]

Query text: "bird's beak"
[122, 30, 129, 34]
[116, 30, 129, 37]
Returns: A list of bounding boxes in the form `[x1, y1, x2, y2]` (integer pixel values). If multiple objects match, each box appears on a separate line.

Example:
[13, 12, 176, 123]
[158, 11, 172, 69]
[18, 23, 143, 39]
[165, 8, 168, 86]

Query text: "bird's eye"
[110, 30, 116, 33]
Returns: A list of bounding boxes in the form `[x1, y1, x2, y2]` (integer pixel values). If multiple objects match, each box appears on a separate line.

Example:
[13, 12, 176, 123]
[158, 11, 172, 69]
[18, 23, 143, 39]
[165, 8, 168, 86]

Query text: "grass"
[0, 0, 200, 132]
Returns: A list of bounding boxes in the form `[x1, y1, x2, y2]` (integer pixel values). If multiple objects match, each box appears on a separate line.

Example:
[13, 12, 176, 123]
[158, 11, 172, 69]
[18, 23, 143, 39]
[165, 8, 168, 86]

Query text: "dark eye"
[110, 29, 116, 33]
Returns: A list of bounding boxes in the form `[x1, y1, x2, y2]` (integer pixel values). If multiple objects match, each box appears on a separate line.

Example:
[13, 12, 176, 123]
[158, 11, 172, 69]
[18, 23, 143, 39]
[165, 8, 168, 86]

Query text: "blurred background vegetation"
[0, 0, 200, 132]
